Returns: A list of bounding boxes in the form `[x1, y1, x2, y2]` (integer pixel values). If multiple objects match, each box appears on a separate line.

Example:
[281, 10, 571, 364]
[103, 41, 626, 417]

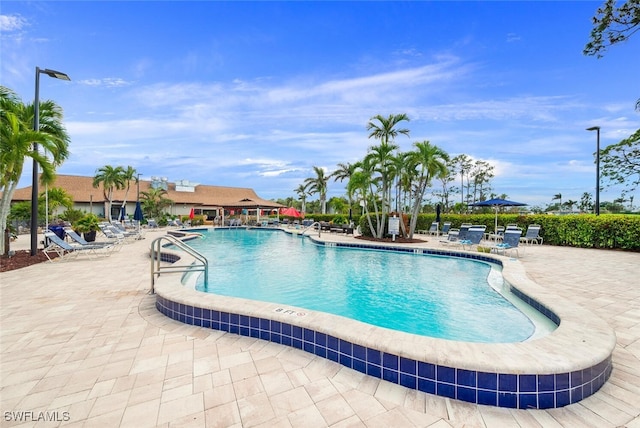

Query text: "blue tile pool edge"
[152, 229, 614, 409]
[155, 294, 612, 409]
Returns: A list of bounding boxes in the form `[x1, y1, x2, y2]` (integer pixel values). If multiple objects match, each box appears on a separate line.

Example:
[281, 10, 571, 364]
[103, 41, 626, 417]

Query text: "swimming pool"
[190, 228, 536, 343]
[153, 227, 615, 409]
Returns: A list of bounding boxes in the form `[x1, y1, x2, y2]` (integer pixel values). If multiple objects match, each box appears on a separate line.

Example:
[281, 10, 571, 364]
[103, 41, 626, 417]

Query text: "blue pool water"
[190, 228, 536, 343]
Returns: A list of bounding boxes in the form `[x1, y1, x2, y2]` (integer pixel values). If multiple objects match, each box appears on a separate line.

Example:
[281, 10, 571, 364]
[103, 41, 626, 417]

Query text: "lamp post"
[136, 173, 142, 202]
[31, 67, 71, 256]
[586, 126, 601, 216]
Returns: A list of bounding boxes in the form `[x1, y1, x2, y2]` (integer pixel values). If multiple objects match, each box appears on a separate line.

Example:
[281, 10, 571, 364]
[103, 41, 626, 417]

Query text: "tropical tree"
[92, 165, 126, 222]
[303, 166, 330, 214]
[405, 141, 449, 238]
[294, 184, 309, 214]
[347, 167, 378, 235]
[0, 86, 70, 255]
[599, 129, 640, 196]
[584, 0, 640, 59]
[331, 162, 359, 210]
[119, 166, 138, 218]
[43, 187, 73, 220]
[579, 192, 594, 213]
[469, 160, 495, 204]
[140, 187, 173, 219]
[364, 113, 410, 238]
[452, 154, 473, 209]
[552, 193, 562, 212]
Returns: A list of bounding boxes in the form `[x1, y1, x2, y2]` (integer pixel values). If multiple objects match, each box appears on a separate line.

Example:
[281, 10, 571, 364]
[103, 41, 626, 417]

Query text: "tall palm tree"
[406, 141, 449, 238]
[331, 162, 359, 213]
[294, 184, 309, 214]
[364, 142, 398, 238]
[366, 113, 410, 146]
[119, 166, 138, 219]
[303, 166, 330, 214]
[552, 193, 562, 212]
[365, 114, 410, 238]
[0, 86, 70, 255]
[93, 165, 126, 221]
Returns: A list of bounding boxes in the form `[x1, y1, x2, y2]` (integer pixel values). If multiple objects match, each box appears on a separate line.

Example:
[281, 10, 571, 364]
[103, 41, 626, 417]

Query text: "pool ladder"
[150, 235, 208, 294]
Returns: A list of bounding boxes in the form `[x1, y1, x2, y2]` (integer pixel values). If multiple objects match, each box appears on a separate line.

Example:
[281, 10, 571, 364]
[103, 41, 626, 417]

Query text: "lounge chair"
[491, 229, 523, 257]
[43, 231, 113, 261]
[440, 229, 459, 244]
[427, 221, 439, 236]
[440, 222, 452, 236]
[520, 224, 543, 245]
[452, 225, 486, 250]
[64, 227, 121, 251]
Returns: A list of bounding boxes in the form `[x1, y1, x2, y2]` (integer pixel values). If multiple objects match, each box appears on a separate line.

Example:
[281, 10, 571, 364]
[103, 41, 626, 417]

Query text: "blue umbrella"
[119, 205, 126, 221]
[470, 198, 527, 232]
[133, 201, 144, 222]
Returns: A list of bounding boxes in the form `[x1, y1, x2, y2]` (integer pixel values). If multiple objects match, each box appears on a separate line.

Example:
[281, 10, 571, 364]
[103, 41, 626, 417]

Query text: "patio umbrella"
[280, 207, 303, 218]
[133, 201, 144, 231]
[119, 205, 126, 221]
[435, 203, 442, 224]
[470, 198, 527, 233]
[189, 208, 195, 222]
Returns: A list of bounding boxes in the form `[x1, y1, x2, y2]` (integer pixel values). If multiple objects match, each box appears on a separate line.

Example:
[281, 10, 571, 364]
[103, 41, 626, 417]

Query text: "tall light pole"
[31, 67, 71, 256]
[586, 126, 601, 216]
[136, 172, 142, 202]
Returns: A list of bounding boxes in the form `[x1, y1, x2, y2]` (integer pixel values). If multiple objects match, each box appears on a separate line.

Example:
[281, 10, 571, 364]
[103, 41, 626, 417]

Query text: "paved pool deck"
[1, 228, 638, 427]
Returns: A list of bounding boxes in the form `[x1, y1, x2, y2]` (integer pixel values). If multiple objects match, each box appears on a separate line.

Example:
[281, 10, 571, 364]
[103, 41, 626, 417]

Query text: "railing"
[300, 221, 322, 237]
[150, 235, 208, 294]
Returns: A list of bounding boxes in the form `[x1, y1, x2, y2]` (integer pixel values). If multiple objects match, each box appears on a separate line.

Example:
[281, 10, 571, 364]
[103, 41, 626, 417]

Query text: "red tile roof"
[10, 174, 284, 209]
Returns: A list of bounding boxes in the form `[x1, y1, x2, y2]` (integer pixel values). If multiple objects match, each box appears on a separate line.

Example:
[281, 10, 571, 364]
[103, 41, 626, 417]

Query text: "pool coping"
[152, 227, 616, 409]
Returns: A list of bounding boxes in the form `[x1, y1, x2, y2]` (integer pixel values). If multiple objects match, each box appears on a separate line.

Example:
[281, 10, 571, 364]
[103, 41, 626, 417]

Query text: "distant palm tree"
[331, 162, 359, 211]
[406, 141, 449, 238]
[119, 166, 138, 218]
[304, 166, 330, 214]
[140, 187, 173, 219]
[552, 193, 562, 212]
[93, 165, 126, 221]
[294, 184, 309, 214]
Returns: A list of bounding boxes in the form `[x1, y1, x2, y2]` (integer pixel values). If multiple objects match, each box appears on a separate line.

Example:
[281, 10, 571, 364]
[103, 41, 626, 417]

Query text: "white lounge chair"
[43, 231, 113, 261]
[520, 224, 543, 245]
[491, 229, 523, 257]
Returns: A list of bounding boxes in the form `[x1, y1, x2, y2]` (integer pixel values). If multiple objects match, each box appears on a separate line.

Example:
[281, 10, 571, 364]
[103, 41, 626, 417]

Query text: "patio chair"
[452, 225, 486, 250]
[520, 224, 543, 245]
[440, 222, 452, 236]
[64, 227, 122, 252]
[491, 229, 523, 257]
[43, 231, 113, 261]
[427, 221, 439, 236]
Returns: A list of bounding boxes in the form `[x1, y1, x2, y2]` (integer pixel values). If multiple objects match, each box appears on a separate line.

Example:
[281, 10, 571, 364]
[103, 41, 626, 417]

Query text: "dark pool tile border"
[155, 295, 611, 409]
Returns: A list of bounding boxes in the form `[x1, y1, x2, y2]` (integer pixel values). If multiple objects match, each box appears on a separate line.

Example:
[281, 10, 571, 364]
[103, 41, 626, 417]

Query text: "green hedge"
[357, 213, 640, 251]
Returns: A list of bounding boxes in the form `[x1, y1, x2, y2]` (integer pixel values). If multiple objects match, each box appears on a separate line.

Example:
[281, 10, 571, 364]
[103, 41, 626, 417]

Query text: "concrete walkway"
[1, 229, 639, 427]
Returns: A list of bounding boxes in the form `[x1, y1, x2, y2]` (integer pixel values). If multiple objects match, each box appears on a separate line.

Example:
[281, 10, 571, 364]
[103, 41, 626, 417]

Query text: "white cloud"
[78, 78, 134, 87]
[0, 14, 27, 32]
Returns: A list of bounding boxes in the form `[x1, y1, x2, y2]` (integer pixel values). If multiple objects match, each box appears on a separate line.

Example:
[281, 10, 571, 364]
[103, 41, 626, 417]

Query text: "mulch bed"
[0, 250, 58, 272]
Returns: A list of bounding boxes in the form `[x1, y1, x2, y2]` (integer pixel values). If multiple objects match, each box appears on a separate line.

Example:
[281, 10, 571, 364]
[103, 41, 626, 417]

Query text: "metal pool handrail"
[150, 235, 208, 294]
[300, 221, 321, 237]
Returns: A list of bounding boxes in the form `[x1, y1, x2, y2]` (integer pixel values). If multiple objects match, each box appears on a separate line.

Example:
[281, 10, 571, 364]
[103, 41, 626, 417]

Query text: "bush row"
[357, 213, 640, 251]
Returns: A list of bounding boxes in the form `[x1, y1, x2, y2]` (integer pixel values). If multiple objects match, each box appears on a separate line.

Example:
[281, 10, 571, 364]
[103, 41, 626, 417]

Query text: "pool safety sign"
[389, 215, 400, 240]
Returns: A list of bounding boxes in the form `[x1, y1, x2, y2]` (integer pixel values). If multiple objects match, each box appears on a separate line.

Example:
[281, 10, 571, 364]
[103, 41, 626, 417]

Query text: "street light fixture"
[31, 67, 71, 256]
[586, 126, 601, 216]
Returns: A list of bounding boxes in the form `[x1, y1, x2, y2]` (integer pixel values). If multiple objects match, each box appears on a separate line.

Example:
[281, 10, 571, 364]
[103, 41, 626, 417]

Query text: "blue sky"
[2, 1, 639, 209]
